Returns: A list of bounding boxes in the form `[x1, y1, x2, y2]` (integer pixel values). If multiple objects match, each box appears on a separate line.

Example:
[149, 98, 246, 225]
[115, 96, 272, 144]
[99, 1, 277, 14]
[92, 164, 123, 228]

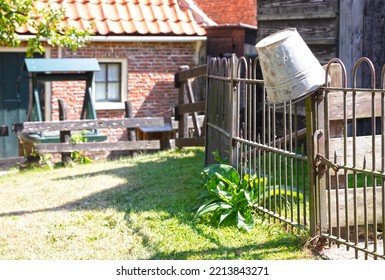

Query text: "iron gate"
[205, 54, 385, 259]
[206, 55, 310, 229]
[312, 58, 385, 259]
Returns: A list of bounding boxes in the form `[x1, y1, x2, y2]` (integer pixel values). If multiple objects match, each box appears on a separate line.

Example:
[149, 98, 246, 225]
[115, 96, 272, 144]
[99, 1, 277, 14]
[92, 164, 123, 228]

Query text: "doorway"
[0, 52, 30, 158]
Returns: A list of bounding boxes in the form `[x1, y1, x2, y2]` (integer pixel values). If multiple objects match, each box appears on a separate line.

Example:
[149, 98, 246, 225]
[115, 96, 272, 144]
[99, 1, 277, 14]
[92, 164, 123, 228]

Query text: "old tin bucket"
[255, 28, 326, 104]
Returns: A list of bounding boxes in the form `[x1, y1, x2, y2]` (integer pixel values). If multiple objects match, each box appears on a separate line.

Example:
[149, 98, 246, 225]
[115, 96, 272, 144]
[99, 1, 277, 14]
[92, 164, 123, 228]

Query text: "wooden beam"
[327, 186, 383, 227]
[176, 102, 206, 115]
[257, 12, 337, 21]
[328, 91, 383, 120]
[35, 140, 161, 153]
[171, 115, 205, 130]
[329, 135, 382, 171]
[176, 137, 205, 148]
[174, 65, 207, 87]
[185, 79, 201, 137]
[255, 38, 336, 46]
[0, 157, 27, 168]
[16, 117, 165, 133]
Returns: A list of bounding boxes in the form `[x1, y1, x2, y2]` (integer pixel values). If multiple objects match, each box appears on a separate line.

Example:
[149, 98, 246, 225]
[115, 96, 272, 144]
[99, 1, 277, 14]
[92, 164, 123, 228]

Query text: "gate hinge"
[315, 153, 339, 173]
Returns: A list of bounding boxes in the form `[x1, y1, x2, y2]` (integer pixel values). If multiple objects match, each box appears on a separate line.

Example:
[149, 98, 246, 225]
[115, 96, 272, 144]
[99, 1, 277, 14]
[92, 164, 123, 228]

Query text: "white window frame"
[94, 58, 127, 110]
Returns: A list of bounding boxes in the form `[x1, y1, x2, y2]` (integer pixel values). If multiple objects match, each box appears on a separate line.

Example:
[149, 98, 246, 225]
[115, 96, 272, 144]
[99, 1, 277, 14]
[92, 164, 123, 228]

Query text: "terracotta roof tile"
[75, 2, 92, 20]
[121, 20, 136, 33]
[157, 20, 172, 33]
[151, 4, 165, 21]
[106, 19, 124, 34]
[17, 0, 216, 36]
[101, 2, 120, 21]
[94, 20, 109, 35]
[160, 4, 177, 22]
[145, 20, 161, 34]
[128, 2, 143, 21]
[139, 2, 155, 22]
[87, 2, 104, 20]
[116, 3, 131, 21]
[133, 19, 149, 34]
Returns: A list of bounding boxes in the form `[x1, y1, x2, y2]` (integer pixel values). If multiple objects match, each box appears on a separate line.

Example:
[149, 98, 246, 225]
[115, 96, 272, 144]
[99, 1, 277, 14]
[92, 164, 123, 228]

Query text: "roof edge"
[179, 0, 217, 27]
[205, 23, 258, 30]
[90, 35, 207, 43]
[17, 35, 207, 43]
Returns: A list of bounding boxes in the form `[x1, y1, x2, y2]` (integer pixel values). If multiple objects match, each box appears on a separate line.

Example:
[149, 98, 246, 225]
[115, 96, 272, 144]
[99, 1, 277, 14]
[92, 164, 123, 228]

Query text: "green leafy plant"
[0, 0, 93, 57]
[70, 131, 92, 165]
[194, 164, 258, 232]
[194, 163, 304, 232]
[212, 150, 228, 164]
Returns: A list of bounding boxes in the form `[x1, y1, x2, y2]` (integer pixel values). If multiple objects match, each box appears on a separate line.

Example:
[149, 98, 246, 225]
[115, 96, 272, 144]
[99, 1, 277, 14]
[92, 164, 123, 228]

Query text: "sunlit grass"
[0, 147, 316, 260]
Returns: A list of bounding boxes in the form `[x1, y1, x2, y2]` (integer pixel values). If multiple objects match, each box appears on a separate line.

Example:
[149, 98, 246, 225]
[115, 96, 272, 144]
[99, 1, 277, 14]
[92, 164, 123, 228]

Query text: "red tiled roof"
[17, 0, 216, 36]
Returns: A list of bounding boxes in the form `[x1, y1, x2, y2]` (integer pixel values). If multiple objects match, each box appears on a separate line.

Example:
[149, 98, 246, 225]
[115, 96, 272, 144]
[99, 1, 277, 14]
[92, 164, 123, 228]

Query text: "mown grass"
[0, 147, 317, 260]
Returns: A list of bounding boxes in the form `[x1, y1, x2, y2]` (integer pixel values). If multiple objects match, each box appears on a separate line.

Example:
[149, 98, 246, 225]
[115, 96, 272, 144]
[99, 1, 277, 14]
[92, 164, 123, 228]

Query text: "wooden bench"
[15, 117, 169, 163]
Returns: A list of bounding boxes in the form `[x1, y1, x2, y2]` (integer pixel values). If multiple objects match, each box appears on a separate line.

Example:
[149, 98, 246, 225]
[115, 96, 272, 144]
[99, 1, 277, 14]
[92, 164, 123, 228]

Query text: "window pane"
[108, 82, 120, 101]
[108, 64, 120, 81]
[95, 64, 106, 82]
[95, 83, 106, 101]
[95, 62, 122, 102]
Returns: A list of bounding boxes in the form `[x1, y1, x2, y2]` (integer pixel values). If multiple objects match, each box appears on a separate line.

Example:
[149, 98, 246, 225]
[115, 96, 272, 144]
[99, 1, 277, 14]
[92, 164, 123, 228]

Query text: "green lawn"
[0, 147, 317, 260]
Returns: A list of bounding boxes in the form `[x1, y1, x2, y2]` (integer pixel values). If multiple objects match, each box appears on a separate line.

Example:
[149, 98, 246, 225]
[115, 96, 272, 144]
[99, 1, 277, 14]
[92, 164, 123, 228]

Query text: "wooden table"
[136, 124, 174, 150]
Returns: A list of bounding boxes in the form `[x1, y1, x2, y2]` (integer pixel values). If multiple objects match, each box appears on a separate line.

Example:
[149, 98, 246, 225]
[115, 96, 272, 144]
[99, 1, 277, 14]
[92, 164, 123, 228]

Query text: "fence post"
[125, 101, 136, 141]
[306, 88, 329, 239]
[177, 66, 189, 147]
[228, 54, 238, 166]
[185, 78, 201, 137]
[125, 101, 138, 157]
[305, 94, 317, 237]
[58, 98, 71, 164]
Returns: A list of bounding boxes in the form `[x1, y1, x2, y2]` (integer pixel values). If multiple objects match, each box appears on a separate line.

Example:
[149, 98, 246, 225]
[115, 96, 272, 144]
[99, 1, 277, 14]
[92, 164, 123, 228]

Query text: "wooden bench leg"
[58, 98, 71, 164]
[60, 130, 71, 164]
[160, 132, 171, 150]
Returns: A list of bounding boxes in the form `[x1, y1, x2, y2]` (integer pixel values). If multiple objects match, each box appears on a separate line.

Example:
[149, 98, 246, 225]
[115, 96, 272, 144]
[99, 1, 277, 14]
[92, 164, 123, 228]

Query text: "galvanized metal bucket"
[255, 28, 326, 104]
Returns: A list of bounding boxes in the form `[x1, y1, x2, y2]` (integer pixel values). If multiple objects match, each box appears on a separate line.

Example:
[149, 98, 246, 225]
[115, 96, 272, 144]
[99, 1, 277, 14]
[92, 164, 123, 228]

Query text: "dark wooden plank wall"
[362, 0, 385, 88]
[258, 0, 385, 87]
[339, 0, 385, 88]
[256, 0, 339, 65]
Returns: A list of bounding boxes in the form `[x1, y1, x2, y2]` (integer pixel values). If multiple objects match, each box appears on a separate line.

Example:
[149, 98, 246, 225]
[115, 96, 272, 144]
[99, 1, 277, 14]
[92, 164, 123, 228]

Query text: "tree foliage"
[0, 0, 93, 57]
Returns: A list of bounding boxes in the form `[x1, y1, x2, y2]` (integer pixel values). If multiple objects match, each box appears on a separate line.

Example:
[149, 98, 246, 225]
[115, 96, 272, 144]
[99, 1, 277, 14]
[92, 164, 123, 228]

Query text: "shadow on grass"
[0, 148, 310, 259]
[149, 235, 307, 260]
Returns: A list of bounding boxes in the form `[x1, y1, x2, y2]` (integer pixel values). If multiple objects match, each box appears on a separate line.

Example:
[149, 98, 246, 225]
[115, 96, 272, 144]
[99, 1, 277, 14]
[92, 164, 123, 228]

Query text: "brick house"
[0, 0, 217, 158]
[193, 0, 256, 26]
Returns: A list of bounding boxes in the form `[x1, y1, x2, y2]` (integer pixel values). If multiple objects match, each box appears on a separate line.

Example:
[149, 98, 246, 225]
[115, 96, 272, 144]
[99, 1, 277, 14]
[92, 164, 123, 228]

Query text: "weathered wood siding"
[363, 0, 385, 88]
[257, 0, 385, 87]
[256, 0, 339, 64]
[340, 0, 385, 88]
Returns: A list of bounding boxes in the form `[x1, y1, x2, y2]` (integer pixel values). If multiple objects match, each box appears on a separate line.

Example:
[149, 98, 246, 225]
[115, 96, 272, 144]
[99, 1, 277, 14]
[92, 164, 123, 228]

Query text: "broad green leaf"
[202, 164, 240, 185]
[196, 189, 210, 199]
[236, 211, 255, 232]
[195, 200, 231, 218]
[219, 208, 236, 225]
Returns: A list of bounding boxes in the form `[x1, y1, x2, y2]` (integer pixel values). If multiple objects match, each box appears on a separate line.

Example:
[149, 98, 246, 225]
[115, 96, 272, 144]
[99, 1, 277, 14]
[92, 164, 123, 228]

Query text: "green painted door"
[0, 53, 29, 158]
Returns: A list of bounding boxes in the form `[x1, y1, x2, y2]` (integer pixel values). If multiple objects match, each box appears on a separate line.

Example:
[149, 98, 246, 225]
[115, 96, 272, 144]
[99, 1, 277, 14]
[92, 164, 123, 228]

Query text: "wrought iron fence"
[206, 55, 309, 229]
[313, 58, 385, 259]
[205, 54, 385, 259]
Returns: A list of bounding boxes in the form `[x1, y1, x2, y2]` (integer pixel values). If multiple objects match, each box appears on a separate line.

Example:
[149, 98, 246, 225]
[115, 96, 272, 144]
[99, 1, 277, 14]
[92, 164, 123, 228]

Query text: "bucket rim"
[255, 27, 297, 49]
[266, 85, 321, 107]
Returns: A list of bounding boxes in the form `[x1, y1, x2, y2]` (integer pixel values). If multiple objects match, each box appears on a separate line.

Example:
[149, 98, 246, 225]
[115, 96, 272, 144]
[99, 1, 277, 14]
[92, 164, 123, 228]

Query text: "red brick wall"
[194, 0, 257, 26]
[49, 41, 197, 141]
